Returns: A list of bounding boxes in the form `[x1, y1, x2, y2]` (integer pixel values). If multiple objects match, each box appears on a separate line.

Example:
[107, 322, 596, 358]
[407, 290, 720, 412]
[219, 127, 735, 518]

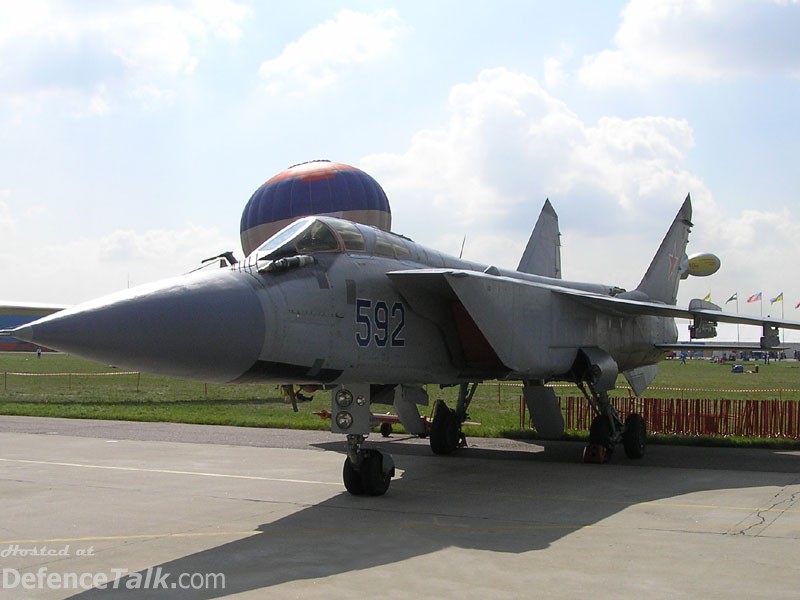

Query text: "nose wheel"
[342, 434, 395, 496]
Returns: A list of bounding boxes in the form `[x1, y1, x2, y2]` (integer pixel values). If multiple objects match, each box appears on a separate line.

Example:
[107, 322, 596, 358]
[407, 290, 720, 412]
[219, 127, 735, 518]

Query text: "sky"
[2, 0, 800, 342]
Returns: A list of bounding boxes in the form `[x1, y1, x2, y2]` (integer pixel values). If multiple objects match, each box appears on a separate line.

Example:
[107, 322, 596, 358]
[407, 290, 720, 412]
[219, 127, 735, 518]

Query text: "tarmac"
[0, 415, 798, 599]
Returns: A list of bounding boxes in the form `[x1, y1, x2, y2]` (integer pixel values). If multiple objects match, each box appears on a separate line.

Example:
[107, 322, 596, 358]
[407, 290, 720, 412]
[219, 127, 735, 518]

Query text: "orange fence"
[560, 396, 800, 439]
[3, 371, 141, 392]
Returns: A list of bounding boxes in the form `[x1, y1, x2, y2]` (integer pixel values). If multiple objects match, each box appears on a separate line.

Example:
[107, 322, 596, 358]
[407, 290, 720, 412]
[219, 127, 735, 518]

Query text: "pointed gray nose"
[16, 269, 266, 383]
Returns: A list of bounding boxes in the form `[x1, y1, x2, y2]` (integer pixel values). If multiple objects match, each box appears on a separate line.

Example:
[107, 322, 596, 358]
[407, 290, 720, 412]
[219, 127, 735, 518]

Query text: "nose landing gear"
[343, 435, 394, 496]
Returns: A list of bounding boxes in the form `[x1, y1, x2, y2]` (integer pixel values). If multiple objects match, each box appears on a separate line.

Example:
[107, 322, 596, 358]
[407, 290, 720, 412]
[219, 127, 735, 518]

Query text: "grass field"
[1, 352, 799, 447]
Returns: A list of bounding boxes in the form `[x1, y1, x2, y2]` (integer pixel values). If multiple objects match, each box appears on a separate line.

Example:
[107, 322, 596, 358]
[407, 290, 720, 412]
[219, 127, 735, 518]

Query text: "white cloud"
[1, 223, 237, 304]
[0, 192, 13, 230]
[543, 43, 573, 88]
[190, 0, 251, 41]
[364, 68, 703, 242]
[0, 1, 51, 46]
[579, 0, 800, 87]
[0, 0, 251, 118]
[259, 9, 404, 96]
[361, 66, 800, 335]
[70, 84, 111, 119]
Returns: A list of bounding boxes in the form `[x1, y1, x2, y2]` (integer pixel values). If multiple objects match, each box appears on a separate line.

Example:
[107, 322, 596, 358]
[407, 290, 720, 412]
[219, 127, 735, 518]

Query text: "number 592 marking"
[355, 298, 405, 348]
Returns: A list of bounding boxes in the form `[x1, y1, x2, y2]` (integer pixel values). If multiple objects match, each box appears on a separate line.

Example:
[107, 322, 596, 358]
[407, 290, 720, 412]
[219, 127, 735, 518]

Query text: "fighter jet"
[4, 195, 799, 496]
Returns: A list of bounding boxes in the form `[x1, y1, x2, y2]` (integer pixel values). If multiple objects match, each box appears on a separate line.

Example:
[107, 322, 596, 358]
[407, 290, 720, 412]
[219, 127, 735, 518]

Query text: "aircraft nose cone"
[18, 270, 266, 383]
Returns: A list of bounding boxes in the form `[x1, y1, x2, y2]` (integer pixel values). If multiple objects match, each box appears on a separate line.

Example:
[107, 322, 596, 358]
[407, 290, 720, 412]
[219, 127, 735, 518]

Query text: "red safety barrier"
[559, 396, 800, 439]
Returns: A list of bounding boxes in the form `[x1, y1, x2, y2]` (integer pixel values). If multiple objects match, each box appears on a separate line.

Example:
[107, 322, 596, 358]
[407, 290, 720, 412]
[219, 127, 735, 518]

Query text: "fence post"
[136, 372, 140, 392]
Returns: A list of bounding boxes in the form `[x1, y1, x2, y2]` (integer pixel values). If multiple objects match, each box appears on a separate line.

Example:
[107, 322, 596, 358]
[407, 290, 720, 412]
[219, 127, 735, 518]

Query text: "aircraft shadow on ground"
[70, 440, 798, 599]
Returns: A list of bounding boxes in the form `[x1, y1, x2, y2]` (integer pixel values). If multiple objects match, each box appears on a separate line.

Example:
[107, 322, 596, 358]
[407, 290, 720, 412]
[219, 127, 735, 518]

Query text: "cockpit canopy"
[247, 215, 433, 267]
[250, 216, 367, 261]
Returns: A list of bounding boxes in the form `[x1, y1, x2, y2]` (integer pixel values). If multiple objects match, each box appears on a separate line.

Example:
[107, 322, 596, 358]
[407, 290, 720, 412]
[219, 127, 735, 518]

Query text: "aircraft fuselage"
[9, 216, 676, 388]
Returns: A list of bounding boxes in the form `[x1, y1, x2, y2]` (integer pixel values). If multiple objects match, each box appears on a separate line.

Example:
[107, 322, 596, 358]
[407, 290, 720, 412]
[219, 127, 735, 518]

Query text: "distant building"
[0, 303, 68, 352]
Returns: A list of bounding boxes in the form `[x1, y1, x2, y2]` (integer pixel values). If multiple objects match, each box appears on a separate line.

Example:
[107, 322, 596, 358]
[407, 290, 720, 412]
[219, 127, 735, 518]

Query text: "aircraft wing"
[551, 287, 800, 330]
[388, 268, 576, 374]
[390, 267, 800, 329]
[387, 269, 800, 358]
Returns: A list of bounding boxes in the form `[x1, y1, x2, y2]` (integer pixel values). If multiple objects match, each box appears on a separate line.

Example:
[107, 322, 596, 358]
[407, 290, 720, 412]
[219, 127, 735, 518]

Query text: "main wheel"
[430, 400, 460, 455]
[588, 414, 612, 446]
[622, 413, 647, 459]
[343, 457, 366, 496]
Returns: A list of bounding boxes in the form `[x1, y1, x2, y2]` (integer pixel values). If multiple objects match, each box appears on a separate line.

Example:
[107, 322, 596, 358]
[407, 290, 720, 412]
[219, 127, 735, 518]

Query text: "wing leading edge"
[551, 287, 800, 348]
[389, 268, 800, 361]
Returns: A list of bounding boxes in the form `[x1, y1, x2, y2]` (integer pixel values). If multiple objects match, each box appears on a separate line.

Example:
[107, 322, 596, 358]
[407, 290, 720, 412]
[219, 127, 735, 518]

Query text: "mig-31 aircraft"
[4, 195, 799, 496]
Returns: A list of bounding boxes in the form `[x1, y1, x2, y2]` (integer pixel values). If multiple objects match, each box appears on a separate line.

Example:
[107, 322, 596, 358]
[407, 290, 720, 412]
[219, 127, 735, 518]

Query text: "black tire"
[342, 457, 365, 496]
[430, 400, 459, 455]
[360, 451, 391, 496]
[588, 414, 612, 446]
[622, 413, 647, 459]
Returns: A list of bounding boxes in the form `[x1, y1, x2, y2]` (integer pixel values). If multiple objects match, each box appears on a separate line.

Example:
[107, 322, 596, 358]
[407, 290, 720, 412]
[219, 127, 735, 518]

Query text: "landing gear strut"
[331, 385, 395, 496]
[578, 383, 648, 463]
[429, 382, 476, 455]
[342, 434, 394, 496]
[573, 348, 647, 463]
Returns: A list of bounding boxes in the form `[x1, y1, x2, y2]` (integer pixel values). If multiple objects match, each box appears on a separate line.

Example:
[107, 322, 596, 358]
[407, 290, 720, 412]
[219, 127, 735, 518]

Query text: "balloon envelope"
[240, 160, 392, 256]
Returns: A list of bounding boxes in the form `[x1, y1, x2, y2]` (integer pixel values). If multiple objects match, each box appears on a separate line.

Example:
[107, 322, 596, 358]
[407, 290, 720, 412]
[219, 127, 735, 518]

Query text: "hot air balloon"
[240, 160, 392, 256]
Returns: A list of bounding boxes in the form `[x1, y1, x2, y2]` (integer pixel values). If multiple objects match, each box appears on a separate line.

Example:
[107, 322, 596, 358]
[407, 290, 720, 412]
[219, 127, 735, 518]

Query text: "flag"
[770, 292, 784, 304]
[747, 292, 762, 303]
[725, 293, 737, 304]
[702, 292, 712, 302]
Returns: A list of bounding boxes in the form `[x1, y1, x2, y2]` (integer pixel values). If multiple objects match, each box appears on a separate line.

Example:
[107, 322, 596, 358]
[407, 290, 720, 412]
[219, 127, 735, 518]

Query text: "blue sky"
[2, 1, 800, 341]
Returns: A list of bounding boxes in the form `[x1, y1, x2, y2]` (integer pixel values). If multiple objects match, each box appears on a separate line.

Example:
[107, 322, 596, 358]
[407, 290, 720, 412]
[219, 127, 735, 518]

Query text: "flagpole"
[727, 293, 741, 344]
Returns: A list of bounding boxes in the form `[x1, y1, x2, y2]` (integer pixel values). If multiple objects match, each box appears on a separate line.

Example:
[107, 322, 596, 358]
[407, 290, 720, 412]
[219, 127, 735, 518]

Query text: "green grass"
[1, 352, 799, 448]
[635, 357, 800, 400]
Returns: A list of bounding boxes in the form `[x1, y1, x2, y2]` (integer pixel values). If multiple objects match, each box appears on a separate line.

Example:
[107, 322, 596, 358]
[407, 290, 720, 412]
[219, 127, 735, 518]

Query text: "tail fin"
[517, 199, 562, 279]
[633, 195, 693, 305]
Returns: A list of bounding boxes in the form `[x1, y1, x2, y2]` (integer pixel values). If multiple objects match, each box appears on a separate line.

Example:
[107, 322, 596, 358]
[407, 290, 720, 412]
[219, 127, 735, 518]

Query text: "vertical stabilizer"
[517, 199, 562, 279]
[633, 195, 693, 305]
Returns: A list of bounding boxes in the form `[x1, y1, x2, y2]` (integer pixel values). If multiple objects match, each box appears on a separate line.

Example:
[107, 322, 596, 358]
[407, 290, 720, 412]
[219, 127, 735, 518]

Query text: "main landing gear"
[579, 387, 647, 463]
[573, 349, 647, 464]
[429, 382, 476, 455]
